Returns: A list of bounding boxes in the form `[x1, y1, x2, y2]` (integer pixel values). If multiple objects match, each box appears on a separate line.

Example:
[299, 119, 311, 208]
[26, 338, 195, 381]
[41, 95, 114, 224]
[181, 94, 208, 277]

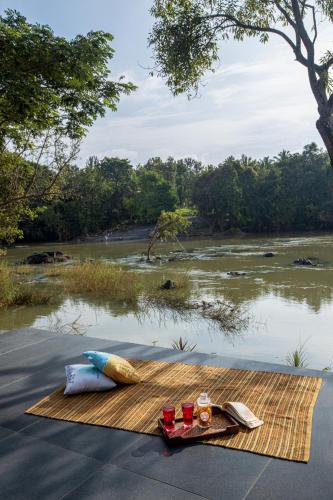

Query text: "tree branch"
[202, 13, 312, 69]
[273, 1, 296, 28]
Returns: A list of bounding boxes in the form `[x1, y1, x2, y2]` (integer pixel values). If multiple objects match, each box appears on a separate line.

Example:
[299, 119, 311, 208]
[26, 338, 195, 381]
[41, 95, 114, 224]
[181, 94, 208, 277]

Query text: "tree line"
[21, 142, 333, 242]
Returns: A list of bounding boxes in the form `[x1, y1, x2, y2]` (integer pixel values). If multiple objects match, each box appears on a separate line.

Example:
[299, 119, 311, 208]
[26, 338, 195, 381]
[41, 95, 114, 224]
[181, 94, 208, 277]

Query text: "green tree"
[192, 158, 242, 230]
[99, 157, 136, 225]
[175, 158, 203, 206]
[0, 10, 135, 243]
[147, 209, 191, 261]
[131, 170, 178, 223]
[149, 1, 333, 166]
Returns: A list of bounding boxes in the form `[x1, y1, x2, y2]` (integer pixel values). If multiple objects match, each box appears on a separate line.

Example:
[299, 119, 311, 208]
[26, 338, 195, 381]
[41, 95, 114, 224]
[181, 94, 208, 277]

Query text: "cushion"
[64, 364, 117, 395]
[83, 351, 141, 384]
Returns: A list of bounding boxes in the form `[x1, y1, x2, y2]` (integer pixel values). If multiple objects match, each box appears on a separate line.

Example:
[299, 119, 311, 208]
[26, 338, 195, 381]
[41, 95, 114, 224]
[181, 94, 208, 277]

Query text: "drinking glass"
[162, 405, 175, 431]
[181, 402, 194, 428]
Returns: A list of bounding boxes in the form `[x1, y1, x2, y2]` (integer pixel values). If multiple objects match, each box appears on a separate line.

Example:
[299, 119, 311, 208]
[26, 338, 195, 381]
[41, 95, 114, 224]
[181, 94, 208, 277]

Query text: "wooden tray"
[158, 405, 240, 444]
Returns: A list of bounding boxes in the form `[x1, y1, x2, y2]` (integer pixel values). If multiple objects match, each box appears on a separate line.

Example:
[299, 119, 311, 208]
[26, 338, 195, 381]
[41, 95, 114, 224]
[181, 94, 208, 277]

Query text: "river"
[3, 234, 333, 369]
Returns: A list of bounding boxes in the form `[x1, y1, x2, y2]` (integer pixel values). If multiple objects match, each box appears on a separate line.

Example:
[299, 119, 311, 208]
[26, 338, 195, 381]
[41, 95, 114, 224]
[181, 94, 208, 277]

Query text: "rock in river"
[161, 280, 176, 290]
[25, 251, 70, 264]
[227, 271, 246, 277]
[263, 252, 275, 257]
[293, 257, 316, 266]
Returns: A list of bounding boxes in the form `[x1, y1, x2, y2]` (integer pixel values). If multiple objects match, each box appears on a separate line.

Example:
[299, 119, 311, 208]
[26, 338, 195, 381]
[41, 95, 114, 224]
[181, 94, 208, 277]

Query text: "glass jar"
[197, 392, 212, 428]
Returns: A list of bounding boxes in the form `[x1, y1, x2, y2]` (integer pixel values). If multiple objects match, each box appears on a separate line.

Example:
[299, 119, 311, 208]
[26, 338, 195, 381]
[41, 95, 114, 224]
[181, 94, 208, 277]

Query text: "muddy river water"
[3, 234, 333, 369]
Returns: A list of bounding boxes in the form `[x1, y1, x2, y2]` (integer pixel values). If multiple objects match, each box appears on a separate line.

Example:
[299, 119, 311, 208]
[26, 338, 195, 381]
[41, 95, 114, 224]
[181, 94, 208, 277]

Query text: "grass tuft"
[286, 342, 308, 368]
[0, 263, 59, 308]
[0, 263, 16, 307]
[143, 273, 194, 310]
[56, 261, 141, 304]
[172, 336, 197, 351]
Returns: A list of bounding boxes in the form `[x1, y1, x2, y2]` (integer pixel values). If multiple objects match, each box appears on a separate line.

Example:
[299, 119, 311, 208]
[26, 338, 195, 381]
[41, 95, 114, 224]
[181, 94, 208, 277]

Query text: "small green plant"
[322, 358, 332, 371]
[171, 336, 197, 352]
[286, 342, 308, 368]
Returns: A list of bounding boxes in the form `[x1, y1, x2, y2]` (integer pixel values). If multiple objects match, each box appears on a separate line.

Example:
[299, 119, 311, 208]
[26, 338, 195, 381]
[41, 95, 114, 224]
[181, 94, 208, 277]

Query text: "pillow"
[64, 364, 117, 395]
[83, 351, 140, 384]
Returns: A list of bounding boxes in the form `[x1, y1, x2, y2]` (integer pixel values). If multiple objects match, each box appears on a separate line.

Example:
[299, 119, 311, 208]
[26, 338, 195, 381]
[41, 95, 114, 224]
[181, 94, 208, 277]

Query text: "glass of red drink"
[162, 405, 175, 431]
[181, 402, 194, 428]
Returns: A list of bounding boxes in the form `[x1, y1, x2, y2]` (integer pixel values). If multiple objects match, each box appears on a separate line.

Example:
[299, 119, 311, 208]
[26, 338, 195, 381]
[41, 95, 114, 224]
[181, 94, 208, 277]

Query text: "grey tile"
[64, 463, 205, 500]
[0, 363, 67, 429]
[0, 327, 56, 355]
[0, 429, 102, 500]
[22, 418, 146, 463]
[0, 334, 110, 387]
[112, 432, 270, 499]
[0, 425, 13, 441]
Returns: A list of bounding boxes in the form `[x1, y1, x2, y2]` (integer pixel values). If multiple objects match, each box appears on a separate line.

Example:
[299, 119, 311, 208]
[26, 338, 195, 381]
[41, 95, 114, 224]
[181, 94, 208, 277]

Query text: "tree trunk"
[147, 241, 153, 261]
[316, 109, 333, 167]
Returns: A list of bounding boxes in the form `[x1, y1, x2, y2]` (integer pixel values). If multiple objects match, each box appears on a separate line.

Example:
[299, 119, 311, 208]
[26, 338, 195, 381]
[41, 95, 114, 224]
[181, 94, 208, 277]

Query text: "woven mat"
[26, 359, 322, 462]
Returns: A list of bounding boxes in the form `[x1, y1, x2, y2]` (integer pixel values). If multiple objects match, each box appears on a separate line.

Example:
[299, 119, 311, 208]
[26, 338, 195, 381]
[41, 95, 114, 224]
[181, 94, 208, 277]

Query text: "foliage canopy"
[149, 1, 333, 165]
[0, 10, 135, 243]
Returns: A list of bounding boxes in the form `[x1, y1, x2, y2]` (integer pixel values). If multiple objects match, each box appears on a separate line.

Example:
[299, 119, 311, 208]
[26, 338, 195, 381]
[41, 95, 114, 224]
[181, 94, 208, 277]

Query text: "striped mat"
[26, 359, 322, 462]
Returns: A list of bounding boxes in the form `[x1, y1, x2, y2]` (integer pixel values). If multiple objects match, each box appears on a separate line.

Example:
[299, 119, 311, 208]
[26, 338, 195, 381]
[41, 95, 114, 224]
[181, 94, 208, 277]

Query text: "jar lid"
[198, 392, 210, 404]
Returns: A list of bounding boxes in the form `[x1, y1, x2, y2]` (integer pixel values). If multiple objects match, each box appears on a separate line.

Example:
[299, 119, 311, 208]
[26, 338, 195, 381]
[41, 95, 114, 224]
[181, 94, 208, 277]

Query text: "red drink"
[181, 402, 194, 428]
[162, 405, 175, 431]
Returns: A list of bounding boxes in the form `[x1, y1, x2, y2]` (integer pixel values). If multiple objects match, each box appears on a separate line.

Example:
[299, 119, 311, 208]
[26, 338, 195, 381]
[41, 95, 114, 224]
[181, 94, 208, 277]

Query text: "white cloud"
[80, 30, 331, 166]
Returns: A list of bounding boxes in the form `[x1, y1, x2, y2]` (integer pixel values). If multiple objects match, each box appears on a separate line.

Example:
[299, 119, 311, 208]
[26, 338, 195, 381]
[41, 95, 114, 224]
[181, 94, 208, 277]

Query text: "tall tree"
[130, 170, 178, 223]
[149, 1, 333, 165]
[0, 10, 135, 242]
[99, 157, 136, 225]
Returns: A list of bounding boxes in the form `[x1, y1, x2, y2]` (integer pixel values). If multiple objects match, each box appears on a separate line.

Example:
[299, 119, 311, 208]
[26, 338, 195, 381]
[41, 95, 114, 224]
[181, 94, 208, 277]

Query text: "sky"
[1, 0, 332, 166]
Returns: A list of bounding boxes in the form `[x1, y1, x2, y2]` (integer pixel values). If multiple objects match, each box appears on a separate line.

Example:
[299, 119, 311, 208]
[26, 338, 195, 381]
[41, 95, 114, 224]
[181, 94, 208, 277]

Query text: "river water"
[3, 234, 333, 369]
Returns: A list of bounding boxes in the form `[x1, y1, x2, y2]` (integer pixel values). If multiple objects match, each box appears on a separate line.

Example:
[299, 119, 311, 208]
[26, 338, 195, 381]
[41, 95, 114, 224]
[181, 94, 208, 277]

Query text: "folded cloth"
[217, 402, 264, 429]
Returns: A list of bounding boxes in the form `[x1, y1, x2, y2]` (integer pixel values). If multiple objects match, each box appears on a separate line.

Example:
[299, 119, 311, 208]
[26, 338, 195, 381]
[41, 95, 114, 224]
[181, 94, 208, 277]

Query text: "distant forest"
[22, 143, 333, 242]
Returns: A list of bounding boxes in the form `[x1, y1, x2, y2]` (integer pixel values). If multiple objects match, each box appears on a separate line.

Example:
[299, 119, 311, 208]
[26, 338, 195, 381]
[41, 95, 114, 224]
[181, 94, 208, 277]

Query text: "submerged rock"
[227, 271, 246, 277]
[161, 280, 176, 290]
[263, 252, 275, 257]
[294, 257, 316, 266]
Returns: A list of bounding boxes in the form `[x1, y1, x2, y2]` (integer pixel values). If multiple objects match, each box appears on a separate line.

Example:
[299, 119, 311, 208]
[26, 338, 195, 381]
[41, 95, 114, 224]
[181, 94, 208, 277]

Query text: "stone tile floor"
[0, 328, 332, 499]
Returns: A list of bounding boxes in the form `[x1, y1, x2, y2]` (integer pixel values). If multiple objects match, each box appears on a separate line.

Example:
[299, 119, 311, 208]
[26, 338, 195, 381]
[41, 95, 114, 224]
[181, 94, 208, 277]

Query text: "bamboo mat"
[26, 359, 322, 462]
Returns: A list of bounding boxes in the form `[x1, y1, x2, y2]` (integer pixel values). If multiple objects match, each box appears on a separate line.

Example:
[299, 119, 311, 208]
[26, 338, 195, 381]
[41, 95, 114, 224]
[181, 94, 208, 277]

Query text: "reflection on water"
[4, 233, 333, 369]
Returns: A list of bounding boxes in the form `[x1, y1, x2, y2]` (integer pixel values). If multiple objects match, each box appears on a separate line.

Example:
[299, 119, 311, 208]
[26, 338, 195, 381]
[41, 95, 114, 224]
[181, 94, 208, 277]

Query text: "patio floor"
[0, 327, 332, 499]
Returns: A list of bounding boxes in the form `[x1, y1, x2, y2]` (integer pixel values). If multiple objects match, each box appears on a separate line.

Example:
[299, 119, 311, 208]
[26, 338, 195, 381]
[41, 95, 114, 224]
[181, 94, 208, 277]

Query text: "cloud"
[79, 34, 329, 166]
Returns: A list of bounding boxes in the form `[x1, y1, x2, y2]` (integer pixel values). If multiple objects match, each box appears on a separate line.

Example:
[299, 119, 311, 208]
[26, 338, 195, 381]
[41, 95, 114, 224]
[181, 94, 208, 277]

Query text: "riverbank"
[20, 216, 245, 245]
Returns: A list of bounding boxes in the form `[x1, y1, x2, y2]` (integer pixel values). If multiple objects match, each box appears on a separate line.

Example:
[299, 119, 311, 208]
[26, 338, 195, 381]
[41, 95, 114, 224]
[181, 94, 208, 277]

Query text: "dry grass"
[201, 300, 249, 334]
[0, 260, 249, 335]
[0, 263, 16, 307]
[142, 273, 248, 334]
[142, 272, 195, 310]
[0, 263, 58, 308]
[55, 261, 141, 304]
[15, 265, 35, 275]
